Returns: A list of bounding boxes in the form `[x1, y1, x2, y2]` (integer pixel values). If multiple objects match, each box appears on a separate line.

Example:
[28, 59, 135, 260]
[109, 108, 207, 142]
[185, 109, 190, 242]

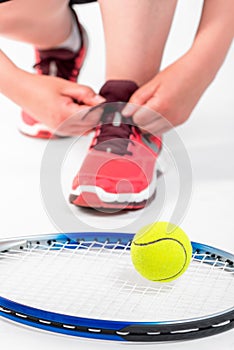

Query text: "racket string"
[169, 253, 210, 316]
[74, 241, 137, 317]
[182, 253, 233, 316]
[0, 241, 233, 322]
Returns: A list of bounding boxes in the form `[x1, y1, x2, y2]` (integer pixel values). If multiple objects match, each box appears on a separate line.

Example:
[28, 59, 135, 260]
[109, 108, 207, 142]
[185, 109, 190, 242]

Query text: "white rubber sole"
[70, 164, 158, 204]
[18, 120, 54, 137]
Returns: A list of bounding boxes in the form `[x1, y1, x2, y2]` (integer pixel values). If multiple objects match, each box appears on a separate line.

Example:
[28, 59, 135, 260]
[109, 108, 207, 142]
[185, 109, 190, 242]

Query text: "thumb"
[130, 80, 157, 104]
[122, 81, 157, 117]
[63, 102, 89, 120]
[63, 82, 105, 106]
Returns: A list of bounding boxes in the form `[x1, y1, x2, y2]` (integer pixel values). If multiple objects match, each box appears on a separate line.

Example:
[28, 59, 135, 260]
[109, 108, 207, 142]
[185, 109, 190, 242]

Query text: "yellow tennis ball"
[131, 222, 192, 282]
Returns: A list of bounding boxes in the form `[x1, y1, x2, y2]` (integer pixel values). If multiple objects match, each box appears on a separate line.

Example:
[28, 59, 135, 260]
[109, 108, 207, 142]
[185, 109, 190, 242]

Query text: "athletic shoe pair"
[20, 8, 162, 210]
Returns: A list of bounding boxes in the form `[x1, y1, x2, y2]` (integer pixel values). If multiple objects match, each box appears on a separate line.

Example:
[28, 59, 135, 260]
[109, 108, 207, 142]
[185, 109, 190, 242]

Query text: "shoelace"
[34, 50, 79, 80]
[93, 106, 136, 156]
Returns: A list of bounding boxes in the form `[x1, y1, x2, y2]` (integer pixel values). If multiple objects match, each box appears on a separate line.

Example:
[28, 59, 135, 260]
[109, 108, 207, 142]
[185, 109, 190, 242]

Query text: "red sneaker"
[69, 80, 162, 210]
[19, 8, 87, 139]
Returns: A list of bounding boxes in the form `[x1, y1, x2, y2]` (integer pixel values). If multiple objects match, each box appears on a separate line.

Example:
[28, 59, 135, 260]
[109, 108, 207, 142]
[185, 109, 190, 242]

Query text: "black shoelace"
[93, 105, 135, 156]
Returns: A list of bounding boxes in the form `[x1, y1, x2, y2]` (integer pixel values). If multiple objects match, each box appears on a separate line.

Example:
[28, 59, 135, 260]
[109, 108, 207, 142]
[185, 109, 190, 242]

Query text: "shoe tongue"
[37, 48, 76, 60]
[99, 80, 138, 102]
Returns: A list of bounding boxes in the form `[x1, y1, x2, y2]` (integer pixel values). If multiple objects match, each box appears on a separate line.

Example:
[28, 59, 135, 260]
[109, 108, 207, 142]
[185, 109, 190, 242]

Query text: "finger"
[61, 103, 100, 135]
[121, 102, 140, 117]
[63, 124, 95, 136]
[82, 107, 103, 124]
[83, 94, 106, 106]
[53, 103, 88, 135]
[63, 82, 105, 105]
[55, 120, 89, 137]
[57, 119, 96, 136]
[64, 103, 90, 120]
[132, 100, 162, 128]
[131, 81, 157, 104]
[143, 98, 173, 132]
[134, 95, 165, 121]
[152, 125, 171, 135]
[122, 81, 159, 117]
[141, 118, 172, 136]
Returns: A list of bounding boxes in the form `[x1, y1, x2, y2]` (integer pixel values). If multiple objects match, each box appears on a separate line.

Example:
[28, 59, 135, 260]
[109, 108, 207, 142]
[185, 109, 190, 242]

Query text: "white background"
[0, 0, 233, 349]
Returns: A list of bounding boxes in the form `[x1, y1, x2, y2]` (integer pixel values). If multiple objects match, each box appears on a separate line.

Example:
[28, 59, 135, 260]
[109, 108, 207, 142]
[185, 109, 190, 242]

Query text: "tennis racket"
[0, 232, 233, 342]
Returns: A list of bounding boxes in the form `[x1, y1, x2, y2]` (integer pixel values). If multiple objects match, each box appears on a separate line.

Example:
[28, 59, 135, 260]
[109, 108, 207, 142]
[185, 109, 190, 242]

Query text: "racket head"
[0, 232, 233, 342]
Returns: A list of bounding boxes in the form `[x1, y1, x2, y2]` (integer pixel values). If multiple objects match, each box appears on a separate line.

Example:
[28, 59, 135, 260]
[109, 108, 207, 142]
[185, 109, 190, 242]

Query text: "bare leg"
[98, 0, 177, 86]
[0, 0, 72, 48]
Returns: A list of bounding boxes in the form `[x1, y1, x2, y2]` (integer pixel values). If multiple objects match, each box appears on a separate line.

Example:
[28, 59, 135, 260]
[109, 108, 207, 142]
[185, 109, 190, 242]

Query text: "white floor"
[0, 1, 233, 349]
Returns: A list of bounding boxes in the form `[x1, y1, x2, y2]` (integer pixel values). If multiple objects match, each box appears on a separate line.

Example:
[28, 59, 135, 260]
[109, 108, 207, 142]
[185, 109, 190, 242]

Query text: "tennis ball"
[131, 222, 192, 282]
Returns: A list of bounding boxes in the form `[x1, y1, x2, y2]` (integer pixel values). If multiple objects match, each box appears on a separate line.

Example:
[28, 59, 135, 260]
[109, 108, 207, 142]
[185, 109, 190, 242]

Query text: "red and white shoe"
[19, 8, 87, 139]
[69, 102, 162, 210]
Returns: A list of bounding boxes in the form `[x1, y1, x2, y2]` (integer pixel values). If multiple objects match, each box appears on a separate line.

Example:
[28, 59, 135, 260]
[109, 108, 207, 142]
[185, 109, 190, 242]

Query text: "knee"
[0, 10, 20, 35]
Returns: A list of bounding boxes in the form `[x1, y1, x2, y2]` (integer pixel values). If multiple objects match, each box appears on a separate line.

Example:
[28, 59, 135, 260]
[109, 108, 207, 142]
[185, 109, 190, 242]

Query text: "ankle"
[54, 10, 82, 53]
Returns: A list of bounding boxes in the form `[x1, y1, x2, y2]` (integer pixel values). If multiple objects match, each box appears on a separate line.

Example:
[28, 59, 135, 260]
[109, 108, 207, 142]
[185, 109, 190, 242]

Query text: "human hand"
[12, 71, 105, 136]
[122, 55, 207, 135]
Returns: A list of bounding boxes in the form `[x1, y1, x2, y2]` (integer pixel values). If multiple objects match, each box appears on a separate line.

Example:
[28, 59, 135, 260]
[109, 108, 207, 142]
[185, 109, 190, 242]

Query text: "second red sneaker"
[19, 8, 87, 139]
